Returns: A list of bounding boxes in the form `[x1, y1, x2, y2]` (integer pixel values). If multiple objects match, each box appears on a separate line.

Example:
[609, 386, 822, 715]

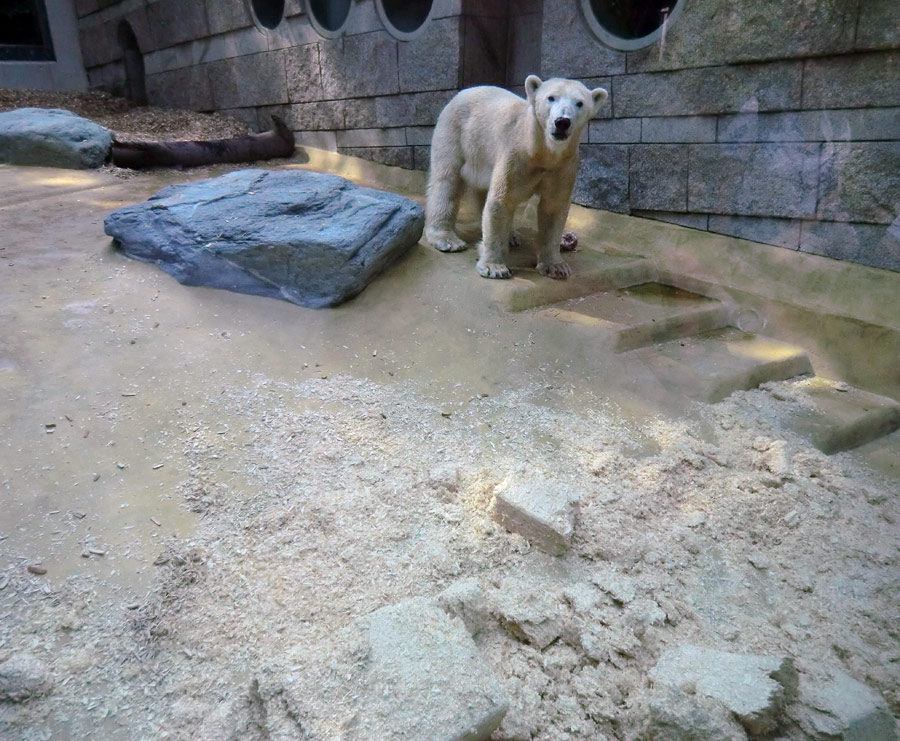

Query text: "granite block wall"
[75, 0, 900, 271]
[542, 0, 900, 271]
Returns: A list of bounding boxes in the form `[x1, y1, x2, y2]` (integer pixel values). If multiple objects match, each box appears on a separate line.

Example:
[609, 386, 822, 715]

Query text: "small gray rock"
[492, 576, 562, 649]
[648, 685, 748, 741]
[790, 666, 898, 740]
[650, 645, 797, 736]
[491, 477, 581, 556]
[0, 108, 111, 169]
[104, 169, 424, 308]
[0, 652, 52, 701]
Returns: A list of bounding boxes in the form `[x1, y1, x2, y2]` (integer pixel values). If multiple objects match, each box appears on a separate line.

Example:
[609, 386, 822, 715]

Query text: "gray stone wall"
[543, 0, 900, 271]
[75, 0, 508, 173]
[74, 0, 900, 271]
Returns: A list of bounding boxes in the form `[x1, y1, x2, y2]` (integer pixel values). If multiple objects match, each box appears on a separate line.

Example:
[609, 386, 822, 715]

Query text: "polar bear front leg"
[424, 157, 468, 253]
[477, 195, 514, 279]
[536, 185, 574, 279]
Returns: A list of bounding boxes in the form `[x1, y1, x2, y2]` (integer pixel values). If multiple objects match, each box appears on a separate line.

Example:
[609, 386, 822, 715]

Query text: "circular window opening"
[580, 0, 683, 51]
[306, 0, 352, 38]
[251, 0, 285, 30]
[376, 0, 434, 41]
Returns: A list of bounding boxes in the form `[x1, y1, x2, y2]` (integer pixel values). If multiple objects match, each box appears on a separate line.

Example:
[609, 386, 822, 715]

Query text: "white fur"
[424, 75, 608, 279]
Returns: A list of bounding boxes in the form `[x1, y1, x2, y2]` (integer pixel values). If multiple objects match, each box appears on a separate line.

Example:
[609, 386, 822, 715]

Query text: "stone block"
[648, 685, 749, 741]
[491, 477, 581, 556]
[399, 17, 462, 93]
[437, 578, 493, 636]
[573, 144, 629, 213]
[338, 146, 415, 170]
[413, 145, 431, 171]
[284, 101, 343, 131]
[799, 220, 900, 272]
[629, 144, 688, 211]
[708, 215, 802, 250]
[803, 52, 900, 110]
[294, 130, 337, 151]
[336, 128, 407, 148]
[285, 43, 324, 103]
[628, 0, 855, 73]
[688, 144, 819, 219]
[588, 118, 641, 144]
[320, 33, 399, 99]
[265, 14, 321, 51]
[342, 0, 381, 34]
[75, 0, 101, 18]
[491, 576, 562, 648]
[209, 52, 287, 109]
[194, 27, 269, 66]
[217, 106, 259, 130]
[650, 645, 798, 737]
[642, 116, 716, 143]
[462, 13, 507, 88]
[791, 666, 899, 740]
[462, 0, 509, 16]
[856, 0, 900, 50]
[405, 126, 434, 146]
[817, 142, 900, 224]
[540, 0, 625, 79]
[146, 65, 214, 111]
[780, 377, 900, 454]
[205, 0, 252, 36]
[634, 210, 710, 231]
[146, 0, 209, 50]
[78, 20, 120, 68]
[144, 43, 194, 76]
[276, 596, 509, 740]
[716, 109, 900, 143]
[616, 62, 802, 118]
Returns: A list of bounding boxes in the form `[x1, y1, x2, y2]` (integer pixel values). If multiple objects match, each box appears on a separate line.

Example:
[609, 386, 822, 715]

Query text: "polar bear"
[424, 75, 608, 279]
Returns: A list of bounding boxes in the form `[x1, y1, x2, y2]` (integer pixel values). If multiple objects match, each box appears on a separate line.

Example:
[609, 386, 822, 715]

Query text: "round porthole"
[306, 0, 353, 38]
[375, 0, 434, 41]
[250, 0, 285, 30]
[580, 0, 684, 51]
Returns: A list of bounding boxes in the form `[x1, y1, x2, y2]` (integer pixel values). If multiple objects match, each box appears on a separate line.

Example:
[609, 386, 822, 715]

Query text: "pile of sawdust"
[2, 374, 897, 740]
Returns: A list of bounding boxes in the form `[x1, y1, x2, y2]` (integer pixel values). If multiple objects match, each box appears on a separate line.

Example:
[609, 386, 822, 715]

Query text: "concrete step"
[494, 249, 654, 311]
[628, 328, 813, 403]
[775, 377, 900, 454]
[537, 283, 731, 352]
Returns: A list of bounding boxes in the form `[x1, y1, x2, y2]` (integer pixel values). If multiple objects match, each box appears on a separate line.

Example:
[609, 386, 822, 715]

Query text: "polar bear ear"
[591, 87, 609, 113]
[525, 75, 542, 103]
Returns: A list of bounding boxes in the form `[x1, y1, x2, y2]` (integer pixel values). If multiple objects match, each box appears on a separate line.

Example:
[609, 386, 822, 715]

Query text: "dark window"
[0, 0, 55, 62]
[251, 0, 285, 30]
[581, 0, 682, 50]
[377, 0, 433, 40]
[308, 0, 352, 35]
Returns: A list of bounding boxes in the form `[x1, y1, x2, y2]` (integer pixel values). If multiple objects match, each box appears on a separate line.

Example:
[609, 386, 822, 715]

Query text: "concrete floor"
[1, 150, 898, 594]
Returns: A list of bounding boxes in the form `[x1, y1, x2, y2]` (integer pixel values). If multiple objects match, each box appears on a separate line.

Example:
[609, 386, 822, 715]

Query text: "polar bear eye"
[576, 101, 584, 108]
[548, 96, 556, 102]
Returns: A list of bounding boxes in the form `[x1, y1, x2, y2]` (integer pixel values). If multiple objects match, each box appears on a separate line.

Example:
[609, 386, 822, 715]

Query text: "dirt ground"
[1, 90, 898, 740]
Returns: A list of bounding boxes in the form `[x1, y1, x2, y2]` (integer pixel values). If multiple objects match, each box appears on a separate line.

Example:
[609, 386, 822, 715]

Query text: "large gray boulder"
[104, 168, 424, 308]
[0, 108, 112, 169]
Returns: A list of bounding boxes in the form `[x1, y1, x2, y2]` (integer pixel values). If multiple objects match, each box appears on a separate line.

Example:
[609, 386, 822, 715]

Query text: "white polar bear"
[424, 75, 608, 279]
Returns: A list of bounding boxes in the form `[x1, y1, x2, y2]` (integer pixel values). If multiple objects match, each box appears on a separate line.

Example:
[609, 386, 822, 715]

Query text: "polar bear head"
[525, 75, 608, 150]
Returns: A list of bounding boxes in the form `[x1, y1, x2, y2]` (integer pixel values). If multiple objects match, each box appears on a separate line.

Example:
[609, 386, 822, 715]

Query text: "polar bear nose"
[554, 117, 571, 132]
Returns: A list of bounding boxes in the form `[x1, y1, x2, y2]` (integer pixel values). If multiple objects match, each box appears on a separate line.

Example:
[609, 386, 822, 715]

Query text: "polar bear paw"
[537, 261, 571, 279]
[477, 261, 512, 279]
[427, 230, 468, 253]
